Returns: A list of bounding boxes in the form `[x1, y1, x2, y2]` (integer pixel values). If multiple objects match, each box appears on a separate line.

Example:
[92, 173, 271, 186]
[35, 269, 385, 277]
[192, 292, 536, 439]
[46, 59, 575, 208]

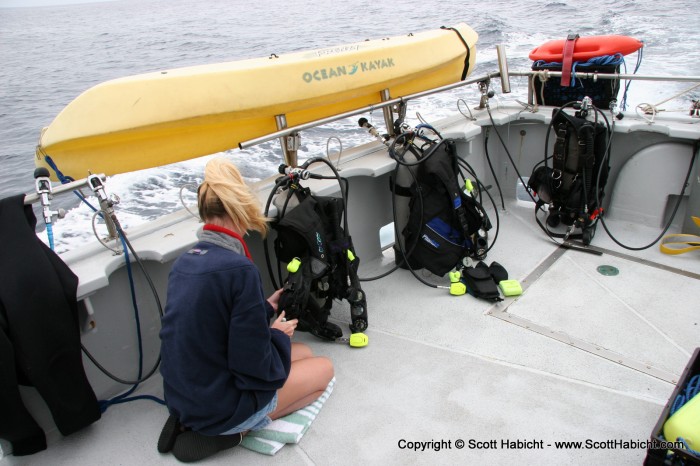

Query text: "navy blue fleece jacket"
[159, 227, 291, 435]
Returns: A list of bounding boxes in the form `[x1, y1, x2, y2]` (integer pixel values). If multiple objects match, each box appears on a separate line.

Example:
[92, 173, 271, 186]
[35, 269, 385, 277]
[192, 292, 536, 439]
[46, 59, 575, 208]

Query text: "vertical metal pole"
[527, 71, 535, 106]
[496, 45, 511, 94]
[275, 114, 298, 167]
[380, 89, 395, 137]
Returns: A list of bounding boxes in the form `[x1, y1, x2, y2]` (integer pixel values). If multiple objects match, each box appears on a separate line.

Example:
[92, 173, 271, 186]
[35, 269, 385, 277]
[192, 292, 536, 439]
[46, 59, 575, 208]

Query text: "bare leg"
[269, 356, 334, 420]
[240, 344, 324, 437]
[290, 342, 313, 362]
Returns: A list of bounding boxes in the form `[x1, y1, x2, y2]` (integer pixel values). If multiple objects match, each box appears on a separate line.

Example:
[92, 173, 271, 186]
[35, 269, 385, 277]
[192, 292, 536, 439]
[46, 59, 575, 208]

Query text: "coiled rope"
[636, 82, 700, 123]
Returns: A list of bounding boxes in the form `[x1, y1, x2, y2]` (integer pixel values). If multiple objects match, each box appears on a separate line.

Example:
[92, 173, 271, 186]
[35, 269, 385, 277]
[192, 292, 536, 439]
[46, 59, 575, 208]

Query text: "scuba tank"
[528, 99, 610, 245]
[390, 128, 492, 276]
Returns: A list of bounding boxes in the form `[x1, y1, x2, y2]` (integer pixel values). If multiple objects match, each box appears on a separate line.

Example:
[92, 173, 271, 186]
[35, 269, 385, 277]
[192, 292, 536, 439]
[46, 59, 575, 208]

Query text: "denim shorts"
[218, 392, 278, 435]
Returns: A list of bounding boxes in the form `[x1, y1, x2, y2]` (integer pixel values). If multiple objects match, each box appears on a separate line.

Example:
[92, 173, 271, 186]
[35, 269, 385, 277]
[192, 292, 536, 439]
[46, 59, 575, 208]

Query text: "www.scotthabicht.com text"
[397, 438, 684, 452]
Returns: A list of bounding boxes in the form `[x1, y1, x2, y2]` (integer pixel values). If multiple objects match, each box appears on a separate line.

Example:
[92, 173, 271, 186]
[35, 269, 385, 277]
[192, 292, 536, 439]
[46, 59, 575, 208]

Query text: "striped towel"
[240, 377, 335, 455]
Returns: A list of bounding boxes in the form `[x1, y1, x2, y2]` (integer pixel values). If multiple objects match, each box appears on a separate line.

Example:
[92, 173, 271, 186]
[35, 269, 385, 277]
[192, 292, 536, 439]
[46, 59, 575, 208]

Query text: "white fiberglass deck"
[3, 199, 696, 465]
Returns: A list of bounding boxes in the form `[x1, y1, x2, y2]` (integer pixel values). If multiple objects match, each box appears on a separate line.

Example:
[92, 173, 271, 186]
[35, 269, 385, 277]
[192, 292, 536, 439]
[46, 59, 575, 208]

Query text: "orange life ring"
[529, 35, 643, 62]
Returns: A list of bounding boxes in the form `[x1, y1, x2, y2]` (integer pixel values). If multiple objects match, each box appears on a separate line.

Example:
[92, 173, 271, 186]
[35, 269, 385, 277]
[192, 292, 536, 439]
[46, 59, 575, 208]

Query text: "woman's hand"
[267, 288, 284, 312]
[271, 311, 297, 338]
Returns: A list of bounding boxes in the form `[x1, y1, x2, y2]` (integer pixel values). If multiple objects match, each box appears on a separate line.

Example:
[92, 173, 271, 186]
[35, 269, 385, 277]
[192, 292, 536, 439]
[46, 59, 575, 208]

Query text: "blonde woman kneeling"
[158, 157, 334, 463]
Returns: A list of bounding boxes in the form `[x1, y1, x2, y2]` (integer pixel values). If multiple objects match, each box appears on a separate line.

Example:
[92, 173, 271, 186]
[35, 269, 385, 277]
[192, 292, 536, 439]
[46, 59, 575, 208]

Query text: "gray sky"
[0, 0, 113, 7]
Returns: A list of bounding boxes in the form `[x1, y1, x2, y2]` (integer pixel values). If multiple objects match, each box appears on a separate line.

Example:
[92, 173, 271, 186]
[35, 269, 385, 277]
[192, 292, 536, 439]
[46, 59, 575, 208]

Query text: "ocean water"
[1, 0, 698, 253]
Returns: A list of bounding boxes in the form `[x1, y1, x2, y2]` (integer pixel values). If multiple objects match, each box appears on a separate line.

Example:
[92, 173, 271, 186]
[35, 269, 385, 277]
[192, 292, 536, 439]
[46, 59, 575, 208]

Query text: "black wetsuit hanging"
[0, 195, 100, 456]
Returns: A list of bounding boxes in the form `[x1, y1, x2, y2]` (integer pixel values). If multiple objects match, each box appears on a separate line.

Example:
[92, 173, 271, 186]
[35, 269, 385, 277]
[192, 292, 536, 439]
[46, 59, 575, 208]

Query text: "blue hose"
[99, 234, 165, 412]
[46, 223, 55, 251]
[39, 155, 164, 411]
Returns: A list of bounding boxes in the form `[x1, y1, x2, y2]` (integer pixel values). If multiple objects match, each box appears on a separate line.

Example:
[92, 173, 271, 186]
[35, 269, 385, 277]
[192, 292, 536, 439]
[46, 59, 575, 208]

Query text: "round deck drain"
[597, 265, 619, 276]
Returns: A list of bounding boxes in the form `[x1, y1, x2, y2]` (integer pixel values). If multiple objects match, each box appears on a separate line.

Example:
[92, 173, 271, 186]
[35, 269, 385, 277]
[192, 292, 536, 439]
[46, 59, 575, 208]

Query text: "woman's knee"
[289, 356, 333, 386]
[291, 342, 313, 361]
[316, 356, 334, 384]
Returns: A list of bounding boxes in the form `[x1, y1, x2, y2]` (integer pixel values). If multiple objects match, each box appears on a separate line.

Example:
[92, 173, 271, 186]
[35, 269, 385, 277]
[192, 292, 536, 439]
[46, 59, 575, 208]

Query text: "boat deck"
[3, 198, 697, 465]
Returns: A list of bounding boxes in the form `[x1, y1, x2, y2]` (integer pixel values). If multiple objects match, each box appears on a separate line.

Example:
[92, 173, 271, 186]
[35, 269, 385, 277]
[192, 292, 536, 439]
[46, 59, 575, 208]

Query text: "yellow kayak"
[36, 24, 478, 180]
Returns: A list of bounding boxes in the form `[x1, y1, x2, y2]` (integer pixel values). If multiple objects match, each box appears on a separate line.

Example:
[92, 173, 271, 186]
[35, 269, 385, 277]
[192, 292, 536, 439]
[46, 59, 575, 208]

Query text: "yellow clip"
[450, 282, 467, 296]
[449, 270, 466, 295]
[347, 250, 356, 261]
[349, 333, 368, 347]
[465, 179, 474, 193]
[287, 257, 301, 273]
